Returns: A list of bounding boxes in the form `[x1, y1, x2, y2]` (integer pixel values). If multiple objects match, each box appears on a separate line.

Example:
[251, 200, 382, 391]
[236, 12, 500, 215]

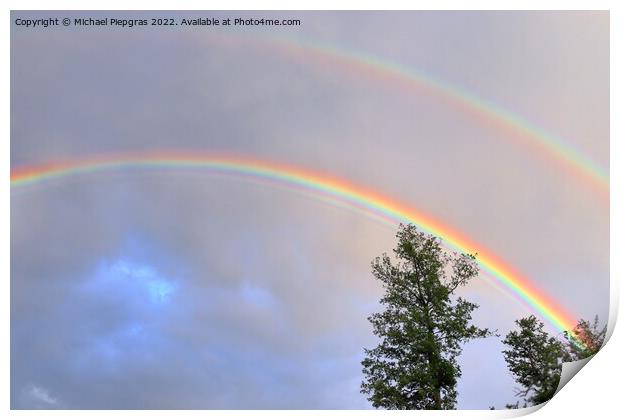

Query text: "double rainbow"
[11, 151, 583, 344]
[212, 32, 610, 199]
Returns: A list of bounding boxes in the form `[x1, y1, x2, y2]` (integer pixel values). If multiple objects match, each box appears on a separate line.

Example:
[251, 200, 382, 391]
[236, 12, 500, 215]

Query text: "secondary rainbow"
[11, 151, 585, 345]
[215, 33, 609, 197]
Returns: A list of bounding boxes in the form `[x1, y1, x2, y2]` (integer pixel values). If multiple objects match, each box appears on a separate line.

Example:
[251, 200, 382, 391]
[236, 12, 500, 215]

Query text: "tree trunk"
[422, 306, 442, 410]
[433, 388, 442, 410]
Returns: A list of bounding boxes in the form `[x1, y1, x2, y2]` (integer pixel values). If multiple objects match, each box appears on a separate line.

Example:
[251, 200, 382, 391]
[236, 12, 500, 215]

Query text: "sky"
[10, 11, 609, 409]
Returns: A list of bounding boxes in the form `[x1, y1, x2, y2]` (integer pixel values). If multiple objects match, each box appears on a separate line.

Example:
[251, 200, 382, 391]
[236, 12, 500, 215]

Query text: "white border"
[3, 1, 616, 419]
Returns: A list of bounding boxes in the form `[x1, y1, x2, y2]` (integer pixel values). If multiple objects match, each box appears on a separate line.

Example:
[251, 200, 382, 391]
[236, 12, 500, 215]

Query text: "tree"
[360, 224, 493, 410]
[502, 315, 607, 408]
[564, 316, 606, 360]
[502, 315, 570, 407]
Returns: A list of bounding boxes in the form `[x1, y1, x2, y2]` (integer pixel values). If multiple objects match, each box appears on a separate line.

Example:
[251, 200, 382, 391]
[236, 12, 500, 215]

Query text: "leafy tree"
[564, 316, 606, 360]
[361, 224, 493, 410]
[503, 315, 607, 408]
[502, 315, 570, 407]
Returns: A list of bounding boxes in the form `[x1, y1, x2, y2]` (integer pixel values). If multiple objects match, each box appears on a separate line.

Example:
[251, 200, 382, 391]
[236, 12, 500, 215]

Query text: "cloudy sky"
[10, 11, 608, 409]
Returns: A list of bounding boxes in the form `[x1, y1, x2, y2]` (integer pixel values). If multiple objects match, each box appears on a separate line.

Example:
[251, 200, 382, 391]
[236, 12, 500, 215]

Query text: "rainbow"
[11, 151, 584, 345]
[215, 33, 609, 198]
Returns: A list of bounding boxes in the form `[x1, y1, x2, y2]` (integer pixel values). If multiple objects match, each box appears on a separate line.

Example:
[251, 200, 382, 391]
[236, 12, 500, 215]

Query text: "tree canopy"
[361, 224, 493, 410]
[564, 316, 606, 360]
[502, 315, 569, 407]
[502, 314, 606, 408]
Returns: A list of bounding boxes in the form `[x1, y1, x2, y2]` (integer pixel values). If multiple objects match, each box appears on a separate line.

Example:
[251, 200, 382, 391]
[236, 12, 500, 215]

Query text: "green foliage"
[361, 224, 493, 410]
[502, 316, 570, 407]
[564, 316, 606, 360]
[503, 315, 607, 408]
